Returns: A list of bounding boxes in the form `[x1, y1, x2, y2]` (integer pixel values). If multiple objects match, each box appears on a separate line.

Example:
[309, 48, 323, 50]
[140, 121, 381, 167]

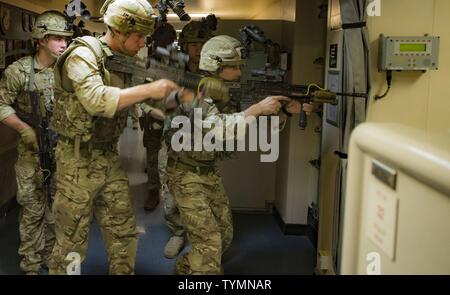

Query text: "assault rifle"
[238, 25, 367, 129]
[105, 47, 198, 89]
[230, 80, 334, 130]
[104, 46, 231, 103]
[232, 69, 367, 130]
[104, 46, 364, 130]
[29, 91, 57, 203]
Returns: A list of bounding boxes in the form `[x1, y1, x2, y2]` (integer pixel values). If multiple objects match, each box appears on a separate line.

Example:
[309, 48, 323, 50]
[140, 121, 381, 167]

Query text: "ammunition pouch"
[58, 135, 116, 151]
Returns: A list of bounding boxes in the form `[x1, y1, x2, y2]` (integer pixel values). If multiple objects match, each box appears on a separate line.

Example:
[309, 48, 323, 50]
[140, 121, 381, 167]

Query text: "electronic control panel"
[379, 36, 440, 71]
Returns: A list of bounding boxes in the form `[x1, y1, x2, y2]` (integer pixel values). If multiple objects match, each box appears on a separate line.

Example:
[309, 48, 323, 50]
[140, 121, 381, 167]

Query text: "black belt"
[167, 158, 215, 175]
[58, 136, 116, 151]
[342, 22, 366, 29]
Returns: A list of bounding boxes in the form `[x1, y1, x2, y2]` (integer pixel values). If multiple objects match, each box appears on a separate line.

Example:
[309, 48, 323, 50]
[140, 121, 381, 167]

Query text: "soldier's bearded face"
[122, 32, 146, 56]
[218, 65, 241, 82]
[42, 35, 68, 59]
[185, 42, 203, 63]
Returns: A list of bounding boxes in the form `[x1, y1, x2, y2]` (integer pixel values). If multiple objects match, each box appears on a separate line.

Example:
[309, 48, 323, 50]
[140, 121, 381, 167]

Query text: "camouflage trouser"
[145, 128, 185, 236]
[15, 141, 55, 273]
[49, 141, 138, 275]
[159, 143, 184, 237]
[166, 166, 233, 275]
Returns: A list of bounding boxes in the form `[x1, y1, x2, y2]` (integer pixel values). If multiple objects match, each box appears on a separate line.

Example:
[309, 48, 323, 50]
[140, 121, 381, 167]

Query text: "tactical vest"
[51, 36, 129, 144]
[165, 97, 236, 168]
[12, 56, 54, 127]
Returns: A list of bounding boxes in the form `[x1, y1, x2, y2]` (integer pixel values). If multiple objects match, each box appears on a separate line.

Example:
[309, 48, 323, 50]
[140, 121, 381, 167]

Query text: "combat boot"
[144, 188, 160, 211]
[164, 236, 185, 259]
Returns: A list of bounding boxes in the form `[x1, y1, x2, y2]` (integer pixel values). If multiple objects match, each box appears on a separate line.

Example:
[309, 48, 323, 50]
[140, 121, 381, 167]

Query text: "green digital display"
[399, 43, 427, 52]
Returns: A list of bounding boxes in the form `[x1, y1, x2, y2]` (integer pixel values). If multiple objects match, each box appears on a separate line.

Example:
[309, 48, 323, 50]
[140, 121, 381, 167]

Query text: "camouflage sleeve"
[0, 63, 24, 122]
[191, 101, 249, 142]
[140, 102, 153, 115]
[175, 93, 288, 144]
[142, 99, 165, 114]
[173, 95, 250, 141]
[65, 47, 121, 118]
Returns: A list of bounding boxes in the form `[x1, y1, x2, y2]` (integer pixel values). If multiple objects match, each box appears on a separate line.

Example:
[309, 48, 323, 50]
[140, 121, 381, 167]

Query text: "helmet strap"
[108, 27, 135, 56]
[117, 32, 135, 56]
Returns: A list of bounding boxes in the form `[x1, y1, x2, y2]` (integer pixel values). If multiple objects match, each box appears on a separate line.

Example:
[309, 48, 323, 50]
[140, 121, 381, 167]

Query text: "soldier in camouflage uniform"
[178, 21, 214, 74]
[165, 35, 295, 275]
[49, 0, 182, 275]
[141, 23, 178, 212]
[143, 21, 215, 259]
[0, 11, 73, 275]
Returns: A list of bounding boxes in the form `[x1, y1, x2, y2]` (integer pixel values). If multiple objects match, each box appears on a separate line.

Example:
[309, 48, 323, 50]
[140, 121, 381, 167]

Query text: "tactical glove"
[19, 127, 39, 151]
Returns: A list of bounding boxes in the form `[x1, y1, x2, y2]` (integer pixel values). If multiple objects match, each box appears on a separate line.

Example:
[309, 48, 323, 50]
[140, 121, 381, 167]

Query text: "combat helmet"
[100, 0, 155, 36]
[178, 21, 213, 50]
[151, 22, 177, 49]
[32, 10, 74, 39]
[199, 35, 247, 72]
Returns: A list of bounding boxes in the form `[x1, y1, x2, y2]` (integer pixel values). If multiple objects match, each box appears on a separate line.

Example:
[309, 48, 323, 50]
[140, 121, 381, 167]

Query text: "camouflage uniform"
[140, 101, 184, 235]
[158, 21, 215, 255]
[129, 104, 140, 129]
[165, 35, 247, 274]
[178, 21, 214, 53]
[166, 101, 239, 274]
[0, 56, 55, 274]
[159, 142, 185, 237]
[141, 22, 179, 211]
[49, 0, 155, 275]
[0, 11, 72, 274]
[141, 102, 164, 210]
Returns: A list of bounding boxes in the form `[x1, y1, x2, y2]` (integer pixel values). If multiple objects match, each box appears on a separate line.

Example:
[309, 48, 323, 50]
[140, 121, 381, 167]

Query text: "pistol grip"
[299, 106, 307, 130]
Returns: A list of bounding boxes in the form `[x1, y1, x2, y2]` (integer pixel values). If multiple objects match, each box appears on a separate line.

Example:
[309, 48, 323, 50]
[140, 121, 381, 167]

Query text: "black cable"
[374, 70, 392, 100]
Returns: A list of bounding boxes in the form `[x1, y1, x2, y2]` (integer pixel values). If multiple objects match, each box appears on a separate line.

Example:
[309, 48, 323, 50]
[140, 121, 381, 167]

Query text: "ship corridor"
[0, 121, 316, 275]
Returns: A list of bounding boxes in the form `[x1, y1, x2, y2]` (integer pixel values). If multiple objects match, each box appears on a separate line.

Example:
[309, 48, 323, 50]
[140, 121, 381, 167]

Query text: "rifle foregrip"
[299, 107, 307, 130]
